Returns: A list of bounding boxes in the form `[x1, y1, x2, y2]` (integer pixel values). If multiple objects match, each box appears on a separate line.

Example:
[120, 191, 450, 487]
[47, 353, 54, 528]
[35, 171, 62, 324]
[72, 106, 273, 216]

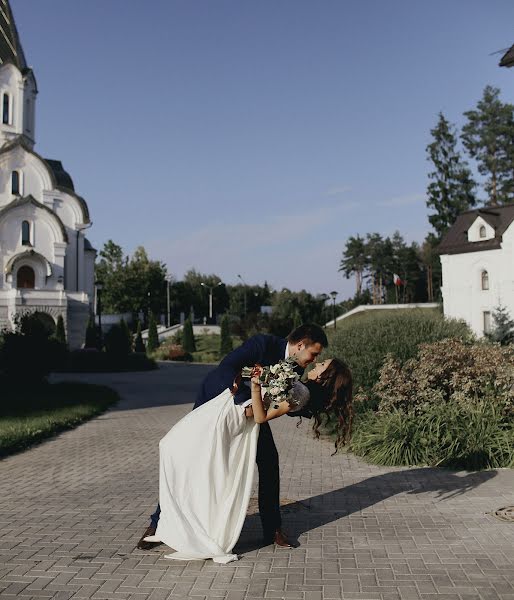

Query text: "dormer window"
[2, 93, 9, 125]
[481, 270, 489, 291]
[21, 221, 31, 246]
[479, 225, 486, 238]
[11, 170, 20, 195]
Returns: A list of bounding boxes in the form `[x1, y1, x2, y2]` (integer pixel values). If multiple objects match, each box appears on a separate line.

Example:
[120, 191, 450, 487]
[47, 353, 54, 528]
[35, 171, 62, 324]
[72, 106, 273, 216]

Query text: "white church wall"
[441, 222, 514, 337]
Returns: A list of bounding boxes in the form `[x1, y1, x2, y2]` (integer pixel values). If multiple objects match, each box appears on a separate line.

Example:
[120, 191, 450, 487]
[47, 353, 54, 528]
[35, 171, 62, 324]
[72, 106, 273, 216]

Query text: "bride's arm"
[250, 378, 291, 423]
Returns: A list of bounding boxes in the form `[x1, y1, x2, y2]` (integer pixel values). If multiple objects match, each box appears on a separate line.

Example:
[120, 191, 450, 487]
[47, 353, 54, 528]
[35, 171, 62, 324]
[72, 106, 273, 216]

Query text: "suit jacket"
[194, 334, 303, 409]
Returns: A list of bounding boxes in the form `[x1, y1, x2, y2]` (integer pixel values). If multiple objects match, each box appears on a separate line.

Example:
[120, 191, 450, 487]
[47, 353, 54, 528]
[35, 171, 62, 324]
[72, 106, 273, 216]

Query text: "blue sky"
[10, 0, 514, 298]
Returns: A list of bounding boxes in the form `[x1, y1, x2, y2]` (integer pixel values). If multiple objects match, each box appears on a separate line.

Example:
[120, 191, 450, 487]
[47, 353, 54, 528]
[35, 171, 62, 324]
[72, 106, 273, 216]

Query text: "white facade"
[0, 3, 95, 348]
[440, 213, 514, 337]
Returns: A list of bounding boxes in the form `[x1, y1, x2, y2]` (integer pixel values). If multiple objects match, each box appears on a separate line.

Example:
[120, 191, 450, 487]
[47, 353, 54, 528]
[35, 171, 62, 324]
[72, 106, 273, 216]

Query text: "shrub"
[85, 315, 98, 349]
[152, 343, 193, 362]
[219, 314, 233, 357]
[351, 401, 514, 469]
[134, 320, 145, 352]
[66, 349, 157, 372]
[182, 318, 196, 352]
[104, 323, 132, 357]
[120, 318, 133, 353]
[147, 312, 159, 352]
[327, 310, 472, 394]
[54, 315, 67, 346]
[362, 339, 514, 416]
[488, 303, 514, 345]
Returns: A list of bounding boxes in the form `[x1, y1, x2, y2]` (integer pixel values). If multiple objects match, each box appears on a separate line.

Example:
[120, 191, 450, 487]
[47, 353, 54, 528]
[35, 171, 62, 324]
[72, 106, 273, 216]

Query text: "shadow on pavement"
[234, 467, 498, 554]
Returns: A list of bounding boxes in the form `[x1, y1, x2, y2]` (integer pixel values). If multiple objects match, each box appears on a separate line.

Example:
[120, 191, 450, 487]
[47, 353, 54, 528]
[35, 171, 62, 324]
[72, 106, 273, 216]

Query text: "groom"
[137, 323, 328, 550]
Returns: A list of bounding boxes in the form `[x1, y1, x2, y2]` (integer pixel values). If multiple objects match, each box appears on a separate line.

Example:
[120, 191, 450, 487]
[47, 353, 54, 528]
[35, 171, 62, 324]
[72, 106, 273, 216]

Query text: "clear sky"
[10, 0, 514, 298]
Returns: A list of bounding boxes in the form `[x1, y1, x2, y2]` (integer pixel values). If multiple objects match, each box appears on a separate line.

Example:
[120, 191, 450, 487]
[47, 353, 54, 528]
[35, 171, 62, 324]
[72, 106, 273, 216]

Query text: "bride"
[145, 357, 353, 563]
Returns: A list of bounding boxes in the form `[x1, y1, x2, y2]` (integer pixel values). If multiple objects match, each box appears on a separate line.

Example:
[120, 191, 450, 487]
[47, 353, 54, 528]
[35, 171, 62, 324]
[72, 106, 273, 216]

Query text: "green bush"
[219, 315, 233, 356]
[151, 344, 193, 362]
[327, 310, 472, 394]
[351, 401, 514, 469]
[104, 323, 132, 357]
[65, 349, 157, 372]
[134, 320, 145, 352]
[147, 312, 159, 352]
[85, 314, 98, 349]
[182, 318, 196, 352]
[54, 315, 67, 346]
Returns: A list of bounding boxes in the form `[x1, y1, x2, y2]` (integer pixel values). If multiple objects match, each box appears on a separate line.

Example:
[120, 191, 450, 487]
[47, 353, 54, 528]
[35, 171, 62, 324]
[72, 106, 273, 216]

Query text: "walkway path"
[1, 362, 513, 600]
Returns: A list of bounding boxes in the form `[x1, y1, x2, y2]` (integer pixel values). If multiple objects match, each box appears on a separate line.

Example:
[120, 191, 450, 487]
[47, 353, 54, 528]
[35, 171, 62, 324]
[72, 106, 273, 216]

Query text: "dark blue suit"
[151, 334, 303, 540]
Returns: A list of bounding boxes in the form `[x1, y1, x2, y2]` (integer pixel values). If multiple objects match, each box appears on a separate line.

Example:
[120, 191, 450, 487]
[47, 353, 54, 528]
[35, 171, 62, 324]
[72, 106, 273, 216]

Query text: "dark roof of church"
[0, 0, 28, 70]
[438, 204, 514, 255]
[500, 44, 514, 68]
[44, 159, 75, 191]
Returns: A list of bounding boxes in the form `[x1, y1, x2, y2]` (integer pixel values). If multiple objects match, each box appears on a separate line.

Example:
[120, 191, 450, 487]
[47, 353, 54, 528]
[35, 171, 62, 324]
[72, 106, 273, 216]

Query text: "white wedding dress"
[148, 388, 260, 563]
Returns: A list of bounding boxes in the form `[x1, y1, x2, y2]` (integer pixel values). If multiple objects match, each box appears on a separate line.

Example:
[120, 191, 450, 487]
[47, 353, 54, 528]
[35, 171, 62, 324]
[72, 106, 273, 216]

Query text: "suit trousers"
[149, 421, 281, 538]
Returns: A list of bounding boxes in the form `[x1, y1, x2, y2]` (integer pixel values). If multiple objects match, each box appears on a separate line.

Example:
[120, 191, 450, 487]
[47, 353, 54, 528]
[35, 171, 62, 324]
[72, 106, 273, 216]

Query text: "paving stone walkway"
[1, 362, 513, 600]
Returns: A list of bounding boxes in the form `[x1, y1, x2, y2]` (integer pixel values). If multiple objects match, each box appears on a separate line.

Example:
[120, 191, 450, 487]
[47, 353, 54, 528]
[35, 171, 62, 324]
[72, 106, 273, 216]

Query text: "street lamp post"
[95, 280, 104, 346]
[201, 282, 223, 323]
[330, 290, 338, 330]
[237, 274, 247, 317]
[165, 275, 172, 328]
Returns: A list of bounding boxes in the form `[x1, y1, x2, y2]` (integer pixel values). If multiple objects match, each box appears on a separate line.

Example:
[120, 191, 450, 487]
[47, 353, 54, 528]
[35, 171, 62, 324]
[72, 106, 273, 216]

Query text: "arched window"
[2, 93, 9, 124]
[481, 270, 489, 291]
[17, 265, 35, 289]
[21, 221, 30, 245]
[479, 225, 486, 238]
[11, 170, 20, 194]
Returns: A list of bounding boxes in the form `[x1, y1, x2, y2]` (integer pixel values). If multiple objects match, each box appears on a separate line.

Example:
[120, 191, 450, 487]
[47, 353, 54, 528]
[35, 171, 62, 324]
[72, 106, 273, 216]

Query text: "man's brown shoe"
[136, 526, 161, 551]
[272, 529, 295, 548]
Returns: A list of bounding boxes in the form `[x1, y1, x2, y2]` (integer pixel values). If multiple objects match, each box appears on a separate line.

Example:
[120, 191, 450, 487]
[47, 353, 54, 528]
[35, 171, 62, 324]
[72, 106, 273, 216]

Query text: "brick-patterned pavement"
[1, 362, 513, 600]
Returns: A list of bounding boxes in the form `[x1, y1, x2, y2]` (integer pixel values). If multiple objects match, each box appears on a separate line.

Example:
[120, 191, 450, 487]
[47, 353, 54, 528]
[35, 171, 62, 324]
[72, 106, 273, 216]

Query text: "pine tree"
[461, 86, 514, 206]
[182, 318, 196, 353]
[134, 320, 145, 352]
[489, 303, 514, 345]
[219, 315, 233, 357]
[427, 112, 476, 239]
[147, 311, 159, 352]
[120, 318, 133, 353]
[85, 314, 98, 349]
[339, 235, 367, 295]
[54, 314, 67, 346]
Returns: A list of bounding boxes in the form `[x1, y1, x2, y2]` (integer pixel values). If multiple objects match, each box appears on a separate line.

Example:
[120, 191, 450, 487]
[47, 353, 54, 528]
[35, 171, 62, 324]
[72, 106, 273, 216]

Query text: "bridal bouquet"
[241, 357, 300, 409]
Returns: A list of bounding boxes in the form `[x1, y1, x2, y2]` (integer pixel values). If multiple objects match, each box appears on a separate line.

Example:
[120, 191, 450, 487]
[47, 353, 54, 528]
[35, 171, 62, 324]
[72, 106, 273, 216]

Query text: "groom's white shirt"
[240, 344, 289, 409]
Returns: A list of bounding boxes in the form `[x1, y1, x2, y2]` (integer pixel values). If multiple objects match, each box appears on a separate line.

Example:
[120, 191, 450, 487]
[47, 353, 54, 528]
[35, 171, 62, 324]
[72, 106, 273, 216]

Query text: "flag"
[393, 273, 405, 286]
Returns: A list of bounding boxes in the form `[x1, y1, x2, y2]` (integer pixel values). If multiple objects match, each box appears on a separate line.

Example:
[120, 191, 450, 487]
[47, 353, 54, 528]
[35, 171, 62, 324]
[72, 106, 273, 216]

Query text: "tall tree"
[426, 112, 477, 238]
[339, 235, 367, 295]
[461, 86, 514, 206]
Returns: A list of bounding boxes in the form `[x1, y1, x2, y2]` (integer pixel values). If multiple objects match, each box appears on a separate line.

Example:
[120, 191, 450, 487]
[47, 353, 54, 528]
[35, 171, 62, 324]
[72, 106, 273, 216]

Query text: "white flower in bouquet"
[241, 357, 300, 409]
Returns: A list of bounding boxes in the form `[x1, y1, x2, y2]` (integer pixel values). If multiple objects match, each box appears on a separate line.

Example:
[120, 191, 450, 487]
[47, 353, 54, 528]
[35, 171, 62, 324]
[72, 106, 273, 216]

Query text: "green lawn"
[191, 334, 243, 363]
[0, 381, 119, 457]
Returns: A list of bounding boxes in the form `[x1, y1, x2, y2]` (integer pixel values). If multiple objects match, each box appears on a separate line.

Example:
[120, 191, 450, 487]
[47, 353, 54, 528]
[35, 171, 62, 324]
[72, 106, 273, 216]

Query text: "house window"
[11, 170, 20, 194]
[16, 265, 35, 289]
[21, 221, 30, 245]
[481, 270, 489, 291]
[479, 225, 486, 238]
[2, 93, 9, 124]
[483, 311, 492, 335]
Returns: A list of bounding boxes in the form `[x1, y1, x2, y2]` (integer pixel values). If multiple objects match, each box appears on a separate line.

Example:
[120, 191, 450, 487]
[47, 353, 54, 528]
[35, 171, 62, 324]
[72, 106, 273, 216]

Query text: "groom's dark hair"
[287, 323, 328, 348]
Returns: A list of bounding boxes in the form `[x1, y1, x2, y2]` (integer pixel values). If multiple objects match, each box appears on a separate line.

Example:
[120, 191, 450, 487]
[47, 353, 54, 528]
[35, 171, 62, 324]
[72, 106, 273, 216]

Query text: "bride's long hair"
[304, 358, 353, 453]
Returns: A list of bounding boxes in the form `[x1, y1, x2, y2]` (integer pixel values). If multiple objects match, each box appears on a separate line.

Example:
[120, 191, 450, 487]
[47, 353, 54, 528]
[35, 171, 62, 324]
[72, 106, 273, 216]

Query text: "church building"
[439, 204, 514, 337]
[0, 0, 95, 348]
